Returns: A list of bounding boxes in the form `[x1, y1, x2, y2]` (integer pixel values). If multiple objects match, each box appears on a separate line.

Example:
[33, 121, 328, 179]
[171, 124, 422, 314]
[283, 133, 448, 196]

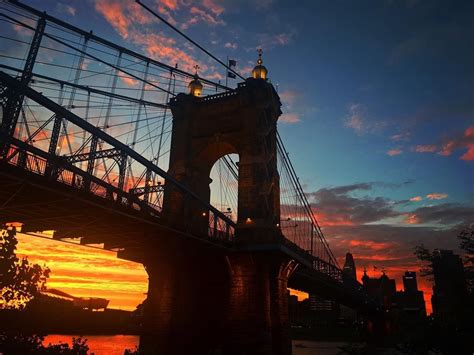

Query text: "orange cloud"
[203, 0, 225, 15]
[387, 149, 402, 156]
[405, 213, 420, 224]
[160, 0, 179, 11]
[349, 240, 396, 251]
[94, 0, 152, 39]
[131, 32, 199, 73]
[438, 140, 456, 156]
[94, 0, 131, 38]
[313, 212, 355, 227]
[460, 126, 474, 160]
[120, 75, 139, 87]
[461, 148, 474, 161]
[410, 196, 423, 202]
[426, 192, 448, 200]
[414, 125, 474, 161]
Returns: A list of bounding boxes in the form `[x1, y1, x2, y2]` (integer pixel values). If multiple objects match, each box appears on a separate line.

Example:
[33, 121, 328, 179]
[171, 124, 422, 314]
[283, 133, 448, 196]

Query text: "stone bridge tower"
[140, 55, 298, 355]
[163, 62, 282, 243]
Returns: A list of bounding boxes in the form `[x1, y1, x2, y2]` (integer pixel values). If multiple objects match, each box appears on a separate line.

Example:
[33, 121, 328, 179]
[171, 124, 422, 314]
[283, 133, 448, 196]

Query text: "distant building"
[340, 253, 358, 322]
[342, 252, 357, 280]
[362, 271, 397, 310]
[431, 250, 469, 323]
[395, 271, 426, 318]
[402, 271, 418, 293]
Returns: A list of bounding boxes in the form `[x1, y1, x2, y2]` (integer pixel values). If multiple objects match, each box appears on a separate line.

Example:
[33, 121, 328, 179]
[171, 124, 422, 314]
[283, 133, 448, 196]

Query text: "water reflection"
[43, 335, 345, 355]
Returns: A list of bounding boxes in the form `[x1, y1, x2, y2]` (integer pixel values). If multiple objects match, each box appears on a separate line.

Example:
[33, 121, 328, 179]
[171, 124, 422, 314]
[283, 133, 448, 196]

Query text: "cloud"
[408, 203, 474, 226]
[404, 214, 421, 224]
[182, 5, 225, 29]
[410, 196, 423, 202]
[120, 76, 139, 87]
[426, 192, 448, 200]
[160, 0, 179, 10]
[344, 103, 390, 136]
[56, 3, 76, 16]
[94, 0, 152, 39]
[390, 132, 411, 141]
[254, 30, 297, 50]
[280, 90, 298, 107]
[349, 239, 397, 251]
[308, 183, 400, 226]
[279, 113, 300, 124]
[310, 185, 469, 229]
[157, 4, 178, 26]
[203, 0, 224, 15]
[344, 103, 365, 134]
[387, 149, 402, 156]
[130, 32, 197, 72]
[224, 42, 237, 49]
[94, 0, 220, 76]
[412, 126, 474, 161]
[279, 89, 303, 124]
[414, 145, 437, 153]
[460, 126, 474, 160]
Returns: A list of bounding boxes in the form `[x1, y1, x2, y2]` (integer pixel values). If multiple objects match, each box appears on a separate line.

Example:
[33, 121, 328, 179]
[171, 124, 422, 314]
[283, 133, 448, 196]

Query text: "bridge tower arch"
[163, 77, 282, 242]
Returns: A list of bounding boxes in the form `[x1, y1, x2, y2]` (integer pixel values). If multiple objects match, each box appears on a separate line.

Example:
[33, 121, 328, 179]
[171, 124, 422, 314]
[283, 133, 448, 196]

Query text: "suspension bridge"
[0, 1, 380, 354]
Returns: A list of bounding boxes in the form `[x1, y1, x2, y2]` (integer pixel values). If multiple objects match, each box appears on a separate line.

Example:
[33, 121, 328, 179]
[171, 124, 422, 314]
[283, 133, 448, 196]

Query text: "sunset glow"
[16, 234, 148, 311]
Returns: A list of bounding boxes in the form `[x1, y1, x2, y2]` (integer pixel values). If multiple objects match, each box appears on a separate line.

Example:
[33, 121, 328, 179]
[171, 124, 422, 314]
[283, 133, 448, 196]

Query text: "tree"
[413, 244, 434, 279]
[0, 333, 89, 354]
[458, 227, 474, 292]
[414, 227, 474, 292]
[0, 227, 50, 309]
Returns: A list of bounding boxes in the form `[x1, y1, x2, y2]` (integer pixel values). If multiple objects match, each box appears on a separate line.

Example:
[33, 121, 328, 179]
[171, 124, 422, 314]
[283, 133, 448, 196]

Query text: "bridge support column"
[224, 253, 297, 355]
[139, 247, 297, 355]
[139, 243, 229, 355]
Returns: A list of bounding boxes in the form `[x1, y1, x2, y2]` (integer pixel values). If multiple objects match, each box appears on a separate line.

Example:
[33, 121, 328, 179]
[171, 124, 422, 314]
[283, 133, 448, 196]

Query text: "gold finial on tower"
[189, 64, 203, 97]
[251, 48, 268, 80]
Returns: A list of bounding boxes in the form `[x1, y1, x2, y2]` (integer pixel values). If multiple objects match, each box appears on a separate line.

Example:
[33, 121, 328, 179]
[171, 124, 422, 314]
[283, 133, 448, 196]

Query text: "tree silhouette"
[458, 228, 474, 292]
[413, 244, 434, 279]
[414, 227, 474, 290]
[0, 227, 50, 309]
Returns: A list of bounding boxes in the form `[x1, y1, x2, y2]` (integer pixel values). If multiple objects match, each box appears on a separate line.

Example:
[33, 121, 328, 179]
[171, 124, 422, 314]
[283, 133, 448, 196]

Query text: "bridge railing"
[0, 71, 235, 243]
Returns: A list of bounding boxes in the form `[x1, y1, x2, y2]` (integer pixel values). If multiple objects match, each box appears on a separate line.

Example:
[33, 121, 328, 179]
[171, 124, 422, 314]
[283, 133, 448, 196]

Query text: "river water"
[43, 335, 347, 354]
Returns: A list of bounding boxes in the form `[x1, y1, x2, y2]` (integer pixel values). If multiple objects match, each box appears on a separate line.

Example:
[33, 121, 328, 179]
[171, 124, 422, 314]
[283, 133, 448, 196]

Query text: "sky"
[5, 0, 474, 313]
